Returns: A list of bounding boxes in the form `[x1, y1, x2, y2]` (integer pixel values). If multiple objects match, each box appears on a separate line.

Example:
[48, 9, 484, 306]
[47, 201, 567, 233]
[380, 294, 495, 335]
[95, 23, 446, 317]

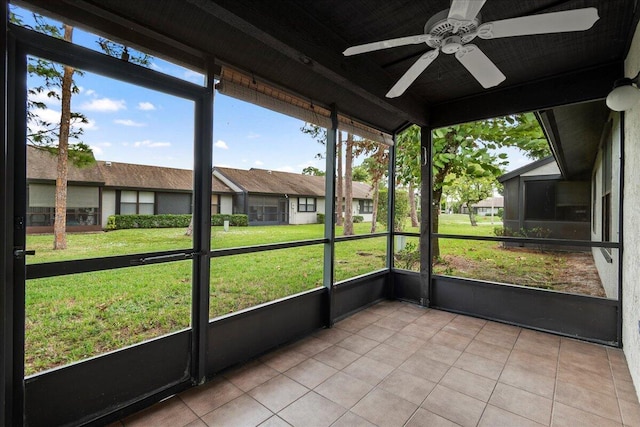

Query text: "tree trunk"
[336, 133, 343, 226]
[53, 25, 74, 250]
[431, 187, 442, 262]
[466, 202, 477, 226]
[408, 181, 419, 228]
[185, 216, 193, 236]
[370, 179, 379, 233]
[343, 133, 354, 236]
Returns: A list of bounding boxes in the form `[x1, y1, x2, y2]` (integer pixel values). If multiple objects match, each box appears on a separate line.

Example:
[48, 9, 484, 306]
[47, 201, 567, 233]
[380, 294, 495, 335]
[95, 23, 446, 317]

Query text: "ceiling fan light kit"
[606, 74, 640, 111]
[342, 0, 600, 98]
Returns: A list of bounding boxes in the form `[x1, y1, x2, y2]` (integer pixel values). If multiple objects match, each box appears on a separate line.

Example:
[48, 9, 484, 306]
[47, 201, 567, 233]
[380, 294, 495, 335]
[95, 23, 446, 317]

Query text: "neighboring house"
[26, 146, 373, 231]
[497, 156, 590, 241]
[213, 167, 373, 225]
[460, 196, 503, 216]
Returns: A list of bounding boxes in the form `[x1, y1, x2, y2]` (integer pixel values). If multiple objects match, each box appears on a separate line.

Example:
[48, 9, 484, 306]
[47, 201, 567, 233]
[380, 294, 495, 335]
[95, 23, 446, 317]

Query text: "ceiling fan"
[343, 0, 599, 98]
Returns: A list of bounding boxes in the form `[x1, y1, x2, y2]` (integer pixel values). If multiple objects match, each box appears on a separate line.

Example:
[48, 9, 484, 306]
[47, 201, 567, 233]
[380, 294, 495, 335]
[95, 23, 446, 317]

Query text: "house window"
[601, 129, 613, 254]
[298, 197, 316, 212]
[212, 194, 220, 214]
[359, 200, 373, 214]
[120, 190, 155, 215]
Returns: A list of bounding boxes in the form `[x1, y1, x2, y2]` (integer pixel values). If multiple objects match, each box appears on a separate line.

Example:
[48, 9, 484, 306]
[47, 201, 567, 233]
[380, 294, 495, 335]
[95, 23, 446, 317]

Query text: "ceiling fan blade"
[448, 0, 486, 22]
[455, 44, 505, 88]
[386, 49, 439, 98]
[343, 34, 432, 56]
[477, 7, 599, 39]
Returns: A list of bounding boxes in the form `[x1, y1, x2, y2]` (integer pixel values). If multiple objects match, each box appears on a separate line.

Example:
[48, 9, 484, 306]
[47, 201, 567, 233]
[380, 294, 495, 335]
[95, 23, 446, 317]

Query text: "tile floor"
[112, 300, 640, 426]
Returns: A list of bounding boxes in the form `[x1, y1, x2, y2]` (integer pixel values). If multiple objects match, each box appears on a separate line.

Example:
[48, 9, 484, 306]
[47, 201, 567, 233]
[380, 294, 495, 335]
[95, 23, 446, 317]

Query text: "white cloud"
[90, 145, 104, 156]
[276, 166, 294, 173]
[81, 97, 126, 112]
[137, 101, 156, 111]
[133, 139, 171, 148]
[28, 88, 60, 104]
[114, 119, 146, 127]
[254, 160, 264, 166]
[247, 132, 260, 139]
[183, 69, 204, 84]
[85, 89, 96, 96]
[214, 140, 229, 150]
[149, 62, 164, 72]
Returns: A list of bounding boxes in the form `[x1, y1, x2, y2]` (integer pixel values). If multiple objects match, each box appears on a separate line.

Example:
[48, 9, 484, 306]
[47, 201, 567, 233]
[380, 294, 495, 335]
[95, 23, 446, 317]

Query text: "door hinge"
[14, 249, 36, 259]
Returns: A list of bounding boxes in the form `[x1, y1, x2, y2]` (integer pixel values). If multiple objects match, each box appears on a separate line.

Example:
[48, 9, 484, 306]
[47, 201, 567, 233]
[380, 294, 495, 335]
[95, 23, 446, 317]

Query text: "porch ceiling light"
[606, 71, 640, 111]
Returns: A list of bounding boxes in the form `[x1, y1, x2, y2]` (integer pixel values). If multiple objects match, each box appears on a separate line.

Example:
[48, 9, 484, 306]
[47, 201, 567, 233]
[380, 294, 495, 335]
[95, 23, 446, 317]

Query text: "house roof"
[473, 196, 504, 208]
[27, 145, 104, 184]
[497, 156, 557, 183]
[214, 167, 373, 199]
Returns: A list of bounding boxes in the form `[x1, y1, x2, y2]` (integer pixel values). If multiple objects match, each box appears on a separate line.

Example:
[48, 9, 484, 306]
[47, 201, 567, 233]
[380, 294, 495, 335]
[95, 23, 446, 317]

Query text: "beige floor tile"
[258, 415, 291, 427]
[383, 332, 426, 352]
[430, 329, 473, 351]
[555, 380, 622, 423]
[454, 351, 505, 380]
[399, 323, 439, 341]
[331, 411, 376, 427]
[506, 349, 558, 379]
[478, 404, 545, 427]
[365, 342, 416, 367]
[499, 363, 556, 399]
[289, 336, 332, 357]
[389, 308, 423, 323]
[616, 378, 640, 403]
[551, 401, 623, 427]
[399, 351, 451, 383]
[465, 339, 511, 364]
[514, 335, 560, 359]
[349, 310, 382, 325]
[260, 348, 309, 373]
[489, 382, 552, 425]
[475, 327, 519, 350]
[342, 356, 394, 386]
[225, 361, 280, 392]
[351, 387, 418, 427]
[405, 408, 460, 427]
[312, 345, 360, 370]
[377, 369, 436, 405]
[184, 419, 208, 427]
[414, 311, 455, 329]
[179, 377, 244, 416]
[357, 324, 396, 342]
[334, 317, 368, 333]
[373, 315, 409, 331]
[314, 371, 374, 409]
[123, 397, 198, 427]
[284, 358, 337, 389]
[201, 394, 272, 427]
[312, 327, 352, 344]
[558, 361, 616, 395]
[248, 375, 309, 413]
[278, 392, 345, 427]
[418, 341, 463, 365]
[440, 366, 497, 402]
[421, 384, 486, 427]
[336, 334, 379, 355]
[619, 398, 640, 426]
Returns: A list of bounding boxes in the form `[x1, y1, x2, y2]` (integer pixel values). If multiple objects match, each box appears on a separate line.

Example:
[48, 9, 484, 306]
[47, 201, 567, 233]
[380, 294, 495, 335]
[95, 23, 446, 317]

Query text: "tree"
[343, 133, 354, 235]
[395, 126, 421, 228]
[361, 149, 388, 233]
[302, 166, 325, 176]
[352, 164, 369, 182]
[16, 11, 152, 247]
[445, 175, 497, 226]
[396, 113, 549, 260]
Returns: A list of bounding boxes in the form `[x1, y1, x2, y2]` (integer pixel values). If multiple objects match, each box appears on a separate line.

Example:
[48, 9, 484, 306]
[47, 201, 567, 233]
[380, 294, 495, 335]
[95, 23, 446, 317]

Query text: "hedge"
[106, 213, 248, 230]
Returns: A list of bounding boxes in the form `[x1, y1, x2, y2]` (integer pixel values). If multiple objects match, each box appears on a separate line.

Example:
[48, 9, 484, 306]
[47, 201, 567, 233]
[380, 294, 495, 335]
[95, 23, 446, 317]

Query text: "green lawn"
[24, 215, 593, 375]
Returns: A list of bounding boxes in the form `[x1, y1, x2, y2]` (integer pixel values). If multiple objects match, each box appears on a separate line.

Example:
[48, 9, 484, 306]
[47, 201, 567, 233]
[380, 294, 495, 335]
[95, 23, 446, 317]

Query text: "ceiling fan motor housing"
[425, 8, 481, 49]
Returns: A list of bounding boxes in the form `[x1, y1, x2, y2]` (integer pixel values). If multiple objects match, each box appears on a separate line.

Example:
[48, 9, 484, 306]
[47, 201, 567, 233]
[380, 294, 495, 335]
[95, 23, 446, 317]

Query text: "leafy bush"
[377, 188, 410, 231]
[353, 215, 364, 223]
[497, 208, 504, 218]
[317, 213, 325, 224]
[106, 214, 248, 230]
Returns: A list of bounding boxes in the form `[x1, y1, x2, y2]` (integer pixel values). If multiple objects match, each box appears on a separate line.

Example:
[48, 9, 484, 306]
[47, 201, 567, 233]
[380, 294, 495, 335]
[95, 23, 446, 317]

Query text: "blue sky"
[16, 5, 529, 174]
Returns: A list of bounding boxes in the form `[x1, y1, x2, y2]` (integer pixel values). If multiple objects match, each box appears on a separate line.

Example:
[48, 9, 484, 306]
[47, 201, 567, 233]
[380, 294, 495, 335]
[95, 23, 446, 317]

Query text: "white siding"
[101, 190, 116, 228]
[290, 197, 324, 225]
[623, 20, 640, 403]
[521, 160, 560, 177]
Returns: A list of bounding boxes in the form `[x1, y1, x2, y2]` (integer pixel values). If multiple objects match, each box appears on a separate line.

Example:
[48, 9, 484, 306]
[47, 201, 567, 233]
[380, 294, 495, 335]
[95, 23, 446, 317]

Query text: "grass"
[24, 215, 595, 375]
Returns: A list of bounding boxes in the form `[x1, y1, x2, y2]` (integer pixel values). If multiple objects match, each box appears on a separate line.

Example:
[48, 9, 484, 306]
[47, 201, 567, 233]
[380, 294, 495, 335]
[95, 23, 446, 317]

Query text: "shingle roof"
[473, 196, 504, 208]
[27, 145, 104, 184]
[214, 167, 372, 199]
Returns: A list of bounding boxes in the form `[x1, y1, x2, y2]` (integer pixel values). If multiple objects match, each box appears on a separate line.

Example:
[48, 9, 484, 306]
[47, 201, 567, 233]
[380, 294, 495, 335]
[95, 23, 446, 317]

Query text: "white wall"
[592, 114, 621, 299]
[521, 161, 560, 177]
[101, 189, 116, 228]
[623, 20, 640, 403]
[289, 197, 324, 225]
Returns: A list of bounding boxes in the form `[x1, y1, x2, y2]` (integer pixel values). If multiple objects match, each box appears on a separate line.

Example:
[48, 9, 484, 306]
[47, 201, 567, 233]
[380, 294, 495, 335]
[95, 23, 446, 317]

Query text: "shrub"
[353, 215, 364, 223]
[106, 213, 249, 230]
[106, 214, 191, 230]
[317, 213, 325, 224]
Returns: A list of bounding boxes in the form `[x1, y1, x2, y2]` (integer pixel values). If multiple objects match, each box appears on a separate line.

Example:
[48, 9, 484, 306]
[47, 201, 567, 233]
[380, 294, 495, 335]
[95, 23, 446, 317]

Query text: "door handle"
[14, 249, 36, 259]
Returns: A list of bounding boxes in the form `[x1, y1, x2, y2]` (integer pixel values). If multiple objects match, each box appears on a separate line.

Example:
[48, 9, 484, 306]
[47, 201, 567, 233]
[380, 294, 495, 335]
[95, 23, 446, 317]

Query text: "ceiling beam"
[429, 61, 623, 128]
